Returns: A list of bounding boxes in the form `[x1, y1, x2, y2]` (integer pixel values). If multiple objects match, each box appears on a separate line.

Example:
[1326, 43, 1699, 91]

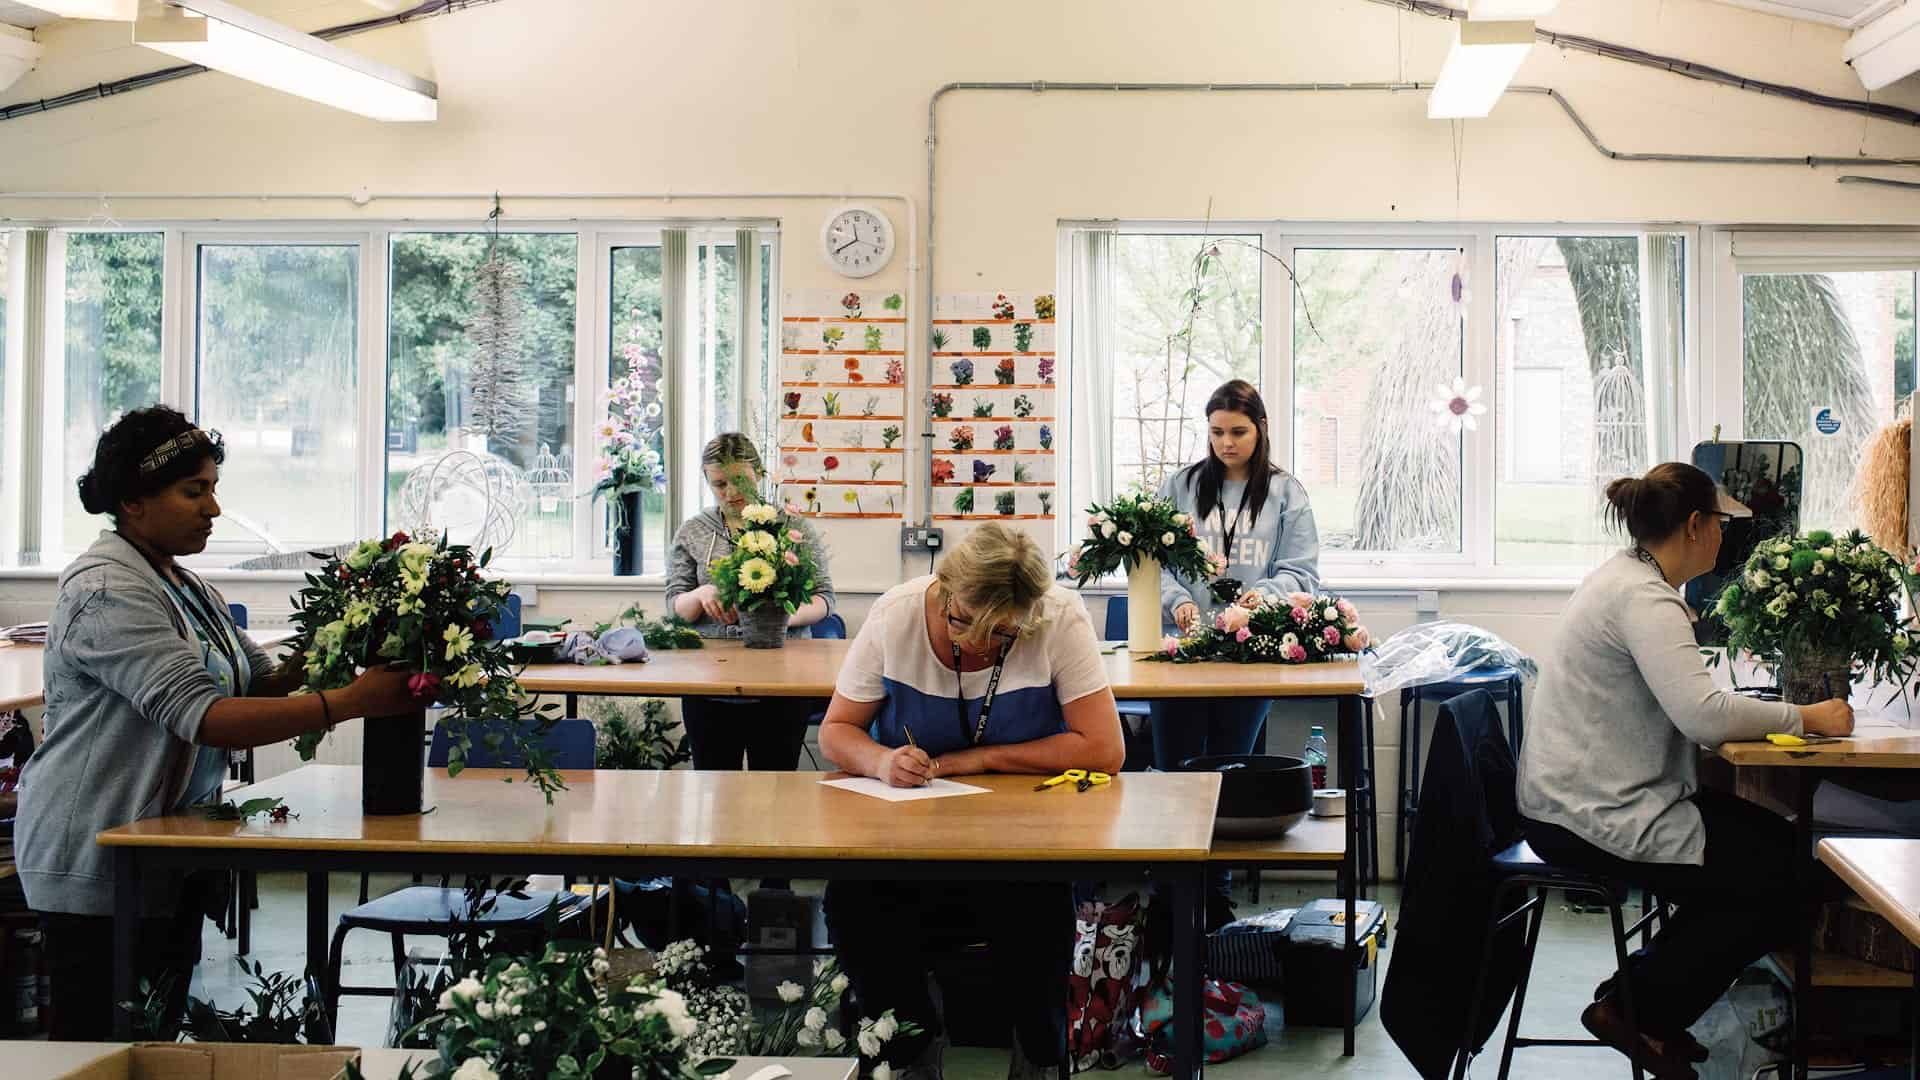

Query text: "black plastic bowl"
[1179, 754, 1314, 839]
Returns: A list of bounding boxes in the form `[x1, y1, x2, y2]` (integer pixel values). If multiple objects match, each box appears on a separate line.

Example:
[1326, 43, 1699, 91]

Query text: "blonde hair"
[934, 523, 1053, 649]
[701, 432, 764, 473]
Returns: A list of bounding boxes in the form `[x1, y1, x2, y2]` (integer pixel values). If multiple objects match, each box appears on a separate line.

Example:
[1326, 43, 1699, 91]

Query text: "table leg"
[1910, 958, 1917, 1080]
[566, 693, 579, 717]
[1793, 770, 1814, 1080]
[112, 847, 138, 1039]
[1169, 866, 1203, 1080]
[1340, 693, 1361, 1056]
[307, 872, 329, 985]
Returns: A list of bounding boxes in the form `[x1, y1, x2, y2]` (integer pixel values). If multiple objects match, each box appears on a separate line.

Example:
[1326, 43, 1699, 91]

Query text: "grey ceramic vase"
[741, 605, 790, 649]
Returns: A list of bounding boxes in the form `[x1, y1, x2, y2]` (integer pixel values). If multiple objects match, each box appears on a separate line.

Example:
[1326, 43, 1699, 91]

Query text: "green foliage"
[1716, 530, 1917, 686]
[119, 961, 325, 1045]
[591, 604, 703, 649]
[593, 698, 690, 771]
[1070, 491, 1219, 584]
[198, 796, 291, 822]
[66, 232, 164, 422]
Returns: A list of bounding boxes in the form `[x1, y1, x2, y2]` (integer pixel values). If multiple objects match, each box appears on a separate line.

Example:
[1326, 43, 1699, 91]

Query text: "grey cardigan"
[16, 531, 277, 916]
[664, 509, 837, 639]
[1517, 550, 1800, 866]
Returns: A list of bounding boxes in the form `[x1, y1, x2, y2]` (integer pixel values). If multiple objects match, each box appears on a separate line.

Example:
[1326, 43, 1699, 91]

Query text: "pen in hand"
[902, 724, 930, 787]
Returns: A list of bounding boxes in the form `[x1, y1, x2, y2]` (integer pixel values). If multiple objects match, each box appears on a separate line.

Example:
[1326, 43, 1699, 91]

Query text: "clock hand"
[835, 235, 862, 254]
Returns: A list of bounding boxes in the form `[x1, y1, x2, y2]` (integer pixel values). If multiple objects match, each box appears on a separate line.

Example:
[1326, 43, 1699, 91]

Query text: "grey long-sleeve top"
[664, 509, 836, 640]
[1156, 466, 1321, 634]
[1517, 550, 1800, 865]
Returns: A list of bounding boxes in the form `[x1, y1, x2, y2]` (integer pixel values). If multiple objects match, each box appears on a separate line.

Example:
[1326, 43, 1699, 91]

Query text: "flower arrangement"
[1157, 593, 1371, 665]
[292, 533, 564, 798]
[655, 942, 916, 1068]
[949, 426, 975, 451]
[1034, 294, 1056, 319]
[708, 500, 824, 616]
[992, 293, 1016, 320]
[1715, 529, 1917, 699]
[1068, 492, 1222, 586]
[406, 943, 724, 1080]
[994, 358, 1016, 385]
[930, 393, 955, 418]
[992, 425, 1015, 451]
[593, 340, 666, 507]
[950, 359, 975, 386]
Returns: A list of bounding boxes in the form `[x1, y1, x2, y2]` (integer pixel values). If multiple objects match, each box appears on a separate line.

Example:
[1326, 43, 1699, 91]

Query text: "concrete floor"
[187, 872, 1670, 1080]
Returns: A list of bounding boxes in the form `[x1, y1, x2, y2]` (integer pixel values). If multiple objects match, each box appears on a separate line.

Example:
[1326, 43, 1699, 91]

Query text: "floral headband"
[137, 428, 221, 475]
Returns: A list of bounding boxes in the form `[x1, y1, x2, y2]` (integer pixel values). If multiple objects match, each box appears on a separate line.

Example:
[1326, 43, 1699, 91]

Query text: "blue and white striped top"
[834, 575, 1110, 758]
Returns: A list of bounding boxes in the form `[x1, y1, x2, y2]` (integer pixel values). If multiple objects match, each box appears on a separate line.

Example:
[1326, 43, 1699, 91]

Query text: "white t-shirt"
[835, 575, 1110, 756]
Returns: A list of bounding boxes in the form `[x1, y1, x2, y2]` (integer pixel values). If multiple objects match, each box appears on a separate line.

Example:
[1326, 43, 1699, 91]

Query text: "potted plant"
[1715, 529, 1917, 703]
[864, 326, 884, 352]
[1069, 492, 1226, 653]
[972, 460, 996, 484]
[293, 533, 565, 810]
[707, 499, 824, 649]
[992, 293, 1016, 320]
[1039, 424, 1054, 450]
[1037, 357, 1055, 385]
[885, 358, 904, 384]
[971, 399, 994, 418]
[931, 459, 956, 485]
[1034, 294, 1056, 319]
[1014, 395, 1035, 418]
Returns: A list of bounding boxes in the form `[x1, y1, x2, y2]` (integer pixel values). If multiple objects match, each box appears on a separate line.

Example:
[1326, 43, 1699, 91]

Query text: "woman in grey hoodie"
[16, 407, 415, 1040]
[665, 434, 836, 774]
[1153, 379, 1321, 928]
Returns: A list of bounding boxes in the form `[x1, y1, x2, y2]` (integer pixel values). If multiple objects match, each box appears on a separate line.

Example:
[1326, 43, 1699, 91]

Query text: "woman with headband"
[14, 405, 415, 1040]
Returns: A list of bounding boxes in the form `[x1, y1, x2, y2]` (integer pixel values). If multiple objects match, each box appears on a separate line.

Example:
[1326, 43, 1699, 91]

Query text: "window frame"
[1061, 220, 1702, 582]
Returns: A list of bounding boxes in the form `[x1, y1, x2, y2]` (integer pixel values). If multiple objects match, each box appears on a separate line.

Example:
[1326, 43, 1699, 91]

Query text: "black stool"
[1398, 668, 1525, 882]
[1455, 841, 1665, 1080]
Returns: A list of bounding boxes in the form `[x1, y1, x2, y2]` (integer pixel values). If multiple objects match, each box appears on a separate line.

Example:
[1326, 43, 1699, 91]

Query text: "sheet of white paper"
[819, 777, 991, 802]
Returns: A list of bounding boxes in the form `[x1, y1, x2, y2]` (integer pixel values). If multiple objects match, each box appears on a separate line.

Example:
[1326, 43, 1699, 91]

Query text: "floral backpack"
[1135, 978, 1269, 1075]
[1066, 893, 1152, 1071]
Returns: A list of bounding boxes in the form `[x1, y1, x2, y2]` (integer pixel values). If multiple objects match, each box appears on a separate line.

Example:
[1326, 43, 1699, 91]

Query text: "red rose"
[407, 672, 442, 702]
[387, 530, 410, 549]
[472, 618, 493, 641]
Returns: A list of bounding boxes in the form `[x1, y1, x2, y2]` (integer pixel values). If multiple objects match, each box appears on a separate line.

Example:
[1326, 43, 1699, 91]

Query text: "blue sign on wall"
[1812, 407, 1842, 437]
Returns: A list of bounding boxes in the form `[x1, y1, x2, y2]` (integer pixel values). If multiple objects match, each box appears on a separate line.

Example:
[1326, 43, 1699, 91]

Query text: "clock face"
[822, 207, 893, 279]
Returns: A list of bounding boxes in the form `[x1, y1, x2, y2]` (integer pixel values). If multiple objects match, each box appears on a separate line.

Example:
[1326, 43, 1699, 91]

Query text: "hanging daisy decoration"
[1431, 377, 1486, 433]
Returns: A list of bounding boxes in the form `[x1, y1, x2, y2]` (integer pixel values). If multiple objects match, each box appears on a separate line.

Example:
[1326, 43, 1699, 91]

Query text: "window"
[607, 241, 667, 575]
[193, 241, 361, 553]
[1494, 234, 1686, 567]
[1741, 270, 1914, 534]
[59, 232, 164, 554]
[1292, 244, 1465, 556]
[388, 232, 580, 561]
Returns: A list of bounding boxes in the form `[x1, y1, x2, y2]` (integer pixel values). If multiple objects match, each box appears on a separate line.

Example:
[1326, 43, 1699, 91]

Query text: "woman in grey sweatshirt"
[665, 434, 836, 775]
[1516, 463, 1852, 1074]
[17, 407, 414, 1040]
[1151, 380, 1321, 928]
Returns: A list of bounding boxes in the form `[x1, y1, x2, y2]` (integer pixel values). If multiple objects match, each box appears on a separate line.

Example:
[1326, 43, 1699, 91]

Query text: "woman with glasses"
[818, 523, 1124, 1080]
[1518, 461, 1853, 1077]
[1152, 378, 1321, 928]
[665, 433, 836, 772]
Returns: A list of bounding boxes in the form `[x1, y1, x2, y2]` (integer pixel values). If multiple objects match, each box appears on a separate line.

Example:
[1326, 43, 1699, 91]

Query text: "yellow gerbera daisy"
[738, 557, 777, 593]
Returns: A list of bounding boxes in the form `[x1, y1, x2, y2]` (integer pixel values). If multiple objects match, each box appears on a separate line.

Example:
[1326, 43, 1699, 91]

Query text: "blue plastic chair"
[1102, 598, 1160, 772]
[491, 593, 523, 641]
[226, 602, 248, 629]
[327, 717, 601, 1029]
[803, 614, 849, 766]
[1396, 666, 1526, 883]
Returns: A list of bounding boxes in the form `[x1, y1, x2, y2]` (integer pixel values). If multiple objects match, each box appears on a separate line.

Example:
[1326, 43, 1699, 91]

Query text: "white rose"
[824, 1028, 847, 1050]
[451, 1060, 500, 1080]
[534, 1021, 546, 1032]
[1748, 570, 1771, 589]
[1323, 606, 1339, 621]
[873, 1066, 894, 1080]
[474, 1001, 495, 1020]
[1813, 561, 1826, 575]
[873, 1014, 899, 1042]
[777, 981, 804, 1003]
[1820, 547, 1837, 559]
[1101, 522, 1116, 538]
[857, 1030, 883, 1057]
[796, 1027, 821, 1048]
[438, 976, 485, 1012]
[1172, 513, 1190, 526]
[1774, 556, 1789, 571]
[831, 974, 849, 995]
[805, 1006, 828, 1032]
[1117, 531, 1133, 546]
[516, 1033, 531, 1047]
[1774, 542, 1792, 555]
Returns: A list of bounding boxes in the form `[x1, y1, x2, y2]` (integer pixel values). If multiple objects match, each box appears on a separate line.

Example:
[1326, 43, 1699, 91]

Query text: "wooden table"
[0, 630, 297, 713]
[520, 640, 1373, 1055]
[1818, 837, 1920, 1078]
[1720, 729, 1920, 1079]
[98, 764, 1221, 1079]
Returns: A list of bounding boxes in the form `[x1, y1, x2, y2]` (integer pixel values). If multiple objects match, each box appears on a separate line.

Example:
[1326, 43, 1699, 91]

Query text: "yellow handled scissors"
[1765, 733, 1840, 746]
[1034, 769, 1113, 792]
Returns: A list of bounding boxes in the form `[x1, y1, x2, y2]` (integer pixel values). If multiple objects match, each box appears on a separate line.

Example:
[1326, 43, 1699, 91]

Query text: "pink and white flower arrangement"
[1156, 592, 1370, 666]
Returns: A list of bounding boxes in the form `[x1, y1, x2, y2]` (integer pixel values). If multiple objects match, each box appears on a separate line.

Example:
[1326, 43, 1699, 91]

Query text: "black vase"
[612, 491, 644, 576]
[362, 707, 425, 815]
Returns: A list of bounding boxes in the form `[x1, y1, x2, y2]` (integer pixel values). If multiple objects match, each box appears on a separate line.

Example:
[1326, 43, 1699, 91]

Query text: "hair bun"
[76, 471, 105, 515]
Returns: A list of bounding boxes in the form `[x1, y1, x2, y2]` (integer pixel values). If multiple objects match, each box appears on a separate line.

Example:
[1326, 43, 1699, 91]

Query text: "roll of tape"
[1311, 788, 1347, 817]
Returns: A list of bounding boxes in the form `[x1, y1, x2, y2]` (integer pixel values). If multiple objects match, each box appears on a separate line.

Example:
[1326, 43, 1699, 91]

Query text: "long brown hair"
[1180, 379, 1281, 525]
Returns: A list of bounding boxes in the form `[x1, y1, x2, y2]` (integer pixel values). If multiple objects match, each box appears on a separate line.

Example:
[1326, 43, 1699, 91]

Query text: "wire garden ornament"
[394, 447, 533, 555]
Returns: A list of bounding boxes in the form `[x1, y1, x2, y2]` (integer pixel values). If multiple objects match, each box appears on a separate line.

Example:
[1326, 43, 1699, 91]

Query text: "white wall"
[4, 0, 1916, 869]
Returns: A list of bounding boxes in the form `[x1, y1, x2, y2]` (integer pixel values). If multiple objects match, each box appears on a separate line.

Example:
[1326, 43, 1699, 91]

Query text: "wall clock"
[820, 205, 894, 279]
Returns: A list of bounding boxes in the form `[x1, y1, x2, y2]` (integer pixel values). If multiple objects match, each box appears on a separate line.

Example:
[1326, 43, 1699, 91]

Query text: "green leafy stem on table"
[593, 604, 705, 651]
[199, 796, 296, 823]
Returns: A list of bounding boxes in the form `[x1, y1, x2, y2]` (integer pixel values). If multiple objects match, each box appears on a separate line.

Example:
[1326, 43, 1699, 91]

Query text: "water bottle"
[1303, 725, 1329, 790]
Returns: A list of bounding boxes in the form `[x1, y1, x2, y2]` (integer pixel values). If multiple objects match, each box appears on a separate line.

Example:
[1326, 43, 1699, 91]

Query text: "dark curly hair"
[77, 406, 226, 522]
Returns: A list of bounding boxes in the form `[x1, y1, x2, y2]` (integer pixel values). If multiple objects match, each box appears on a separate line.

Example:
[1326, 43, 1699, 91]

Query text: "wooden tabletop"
[517, 639, 1365, 699]
[0, 643, 41, 712]
[1208, 816, 1348, 865]
[1718, 728, 1920, 768]
[1819, 837, 1920, 948]
[96, 764, 1222, 863]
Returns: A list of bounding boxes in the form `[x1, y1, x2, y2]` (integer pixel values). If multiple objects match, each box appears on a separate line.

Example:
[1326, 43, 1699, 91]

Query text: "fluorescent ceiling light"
[1845, 1, 1920, 91]
[1467, 0, 1559, 15]
[1428, 19, 1536, 119]
[133, 0, 436, 122]
[18, 0, 136, 17]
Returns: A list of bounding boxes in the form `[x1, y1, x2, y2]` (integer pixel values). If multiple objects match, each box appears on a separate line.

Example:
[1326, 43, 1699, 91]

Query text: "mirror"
[1686, 440, 1804, 646]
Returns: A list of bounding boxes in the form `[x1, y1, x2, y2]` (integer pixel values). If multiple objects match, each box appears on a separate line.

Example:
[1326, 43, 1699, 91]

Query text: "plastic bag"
[1690, 967, 1788, 1080]
[1359, 621, 1537, 699]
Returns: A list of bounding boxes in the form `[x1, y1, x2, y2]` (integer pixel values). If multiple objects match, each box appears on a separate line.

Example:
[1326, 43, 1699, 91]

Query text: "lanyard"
[1213, 480, 1256, 575]
[952, 639, 1013, 747]
[118, 531, 242, 686]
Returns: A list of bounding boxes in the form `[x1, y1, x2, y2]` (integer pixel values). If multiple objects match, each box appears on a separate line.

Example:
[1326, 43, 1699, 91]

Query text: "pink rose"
[407, 671, 442, 702]
[1162, 636, 1182, 658]
[1188, 521, 1199, 536]
[1286, 592, 1315, 609]
[787, 529, 804, 543]
[783, 550, 801, 566]
[785, 502, 805, 516]
[1291, 606, 1310, 625]
[1336, 599, 1357, 618]
[1345, 629, 1371, 651]
[1285, 643, 1308, 662]
[1216, 605, 1252, 634]
[1235, 627, 1253, 643]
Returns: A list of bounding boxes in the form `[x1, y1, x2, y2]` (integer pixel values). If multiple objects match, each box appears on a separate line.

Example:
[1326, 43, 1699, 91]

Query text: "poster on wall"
[930, 290, 1058, 522]
[777, 287, 909, 519]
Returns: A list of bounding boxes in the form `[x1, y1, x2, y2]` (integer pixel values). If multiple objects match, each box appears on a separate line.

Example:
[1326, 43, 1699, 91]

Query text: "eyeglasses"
[944, 598, 1019, 646]
[1713, 513, 1736, 528]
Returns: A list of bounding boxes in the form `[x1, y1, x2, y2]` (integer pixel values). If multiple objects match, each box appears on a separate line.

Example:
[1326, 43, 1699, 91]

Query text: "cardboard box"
[43, 1043, 360, 1080]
